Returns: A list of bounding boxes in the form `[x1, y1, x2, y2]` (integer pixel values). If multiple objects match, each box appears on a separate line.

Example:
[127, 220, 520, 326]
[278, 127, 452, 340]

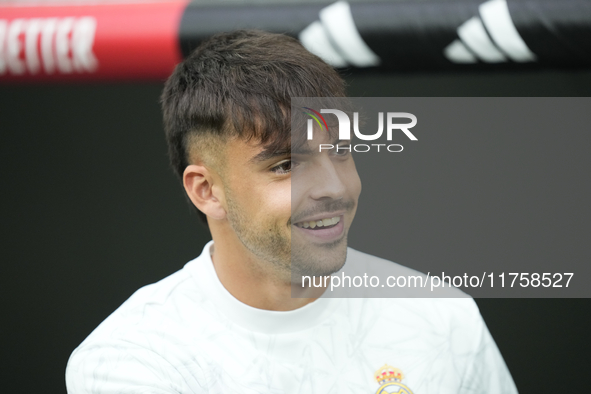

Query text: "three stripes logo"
[444, 0, 537, 64]
[299, 1, 380, 68]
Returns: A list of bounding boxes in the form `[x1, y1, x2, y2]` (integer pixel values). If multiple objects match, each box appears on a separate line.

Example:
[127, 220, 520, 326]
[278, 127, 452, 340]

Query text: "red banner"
[0, 1, 187, 82]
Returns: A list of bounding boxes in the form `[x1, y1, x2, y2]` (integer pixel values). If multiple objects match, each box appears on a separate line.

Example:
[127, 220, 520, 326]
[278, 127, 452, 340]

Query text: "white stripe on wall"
[299, 21, 349, 68]
[444, 39, 478, 63]
[458, 16, 507, 63]
[319, 1, 381, 67]
[479, 0, 536, 62]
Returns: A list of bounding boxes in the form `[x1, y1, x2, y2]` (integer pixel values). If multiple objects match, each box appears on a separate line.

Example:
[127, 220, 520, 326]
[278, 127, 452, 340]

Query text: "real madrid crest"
[373, 364, 414, 394]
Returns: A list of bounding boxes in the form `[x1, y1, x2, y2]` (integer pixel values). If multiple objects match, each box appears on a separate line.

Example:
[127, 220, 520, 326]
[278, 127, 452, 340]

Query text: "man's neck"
[209, 225, 324, 311]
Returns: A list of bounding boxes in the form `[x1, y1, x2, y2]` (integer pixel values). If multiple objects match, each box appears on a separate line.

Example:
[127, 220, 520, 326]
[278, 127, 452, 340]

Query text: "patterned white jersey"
[66, 241, 517, 394]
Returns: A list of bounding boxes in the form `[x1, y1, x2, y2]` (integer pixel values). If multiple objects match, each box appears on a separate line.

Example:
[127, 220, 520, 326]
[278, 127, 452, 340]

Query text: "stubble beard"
[224, 185, 292, 275]
[290, 199, 356, 281]
[290, 232, 348, 283]
[224, 186, 349, 283]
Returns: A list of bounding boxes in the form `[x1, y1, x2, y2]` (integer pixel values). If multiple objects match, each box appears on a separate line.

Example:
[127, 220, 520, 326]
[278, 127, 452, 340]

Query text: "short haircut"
[161, 29, 346, 223]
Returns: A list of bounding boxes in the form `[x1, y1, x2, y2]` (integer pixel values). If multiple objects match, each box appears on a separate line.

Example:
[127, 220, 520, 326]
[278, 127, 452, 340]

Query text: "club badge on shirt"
[374, 364, 414, 394]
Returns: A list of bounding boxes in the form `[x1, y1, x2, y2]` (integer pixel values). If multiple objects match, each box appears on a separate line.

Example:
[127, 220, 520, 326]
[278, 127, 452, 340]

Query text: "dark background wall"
[1, 70, 590, 393]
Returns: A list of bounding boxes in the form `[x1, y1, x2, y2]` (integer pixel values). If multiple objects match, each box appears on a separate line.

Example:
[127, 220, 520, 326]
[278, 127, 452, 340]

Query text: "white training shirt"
[66, 241, 518, 394]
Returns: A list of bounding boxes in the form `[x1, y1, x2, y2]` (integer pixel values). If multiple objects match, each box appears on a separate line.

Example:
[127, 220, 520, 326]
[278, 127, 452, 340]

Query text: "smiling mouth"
[294, 216, 341, 229]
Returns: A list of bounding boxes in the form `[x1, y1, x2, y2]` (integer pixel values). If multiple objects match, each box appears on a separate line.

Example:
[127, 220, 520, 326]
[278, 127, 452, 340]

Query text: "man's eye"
[271, 160, 292, 174]
[334, 145, 351, 156]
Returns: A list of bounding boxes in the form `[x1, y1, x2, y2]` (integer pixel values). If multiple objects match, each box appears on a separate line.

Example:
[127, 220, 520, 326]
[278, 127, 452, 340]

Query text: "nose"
[307, 156, 347, 201]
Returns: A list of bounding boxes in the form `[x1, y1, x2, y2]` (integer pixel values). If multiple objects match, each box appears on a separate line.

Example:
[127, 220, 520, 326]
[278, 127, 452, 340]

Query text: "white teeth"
[296, 216, 341, 229]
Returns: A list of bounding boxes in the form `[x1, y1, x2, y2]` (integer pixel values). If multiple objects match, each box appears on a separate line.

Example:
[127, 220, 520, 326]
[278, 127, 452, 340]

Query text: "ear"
[183, 164, 227, 220]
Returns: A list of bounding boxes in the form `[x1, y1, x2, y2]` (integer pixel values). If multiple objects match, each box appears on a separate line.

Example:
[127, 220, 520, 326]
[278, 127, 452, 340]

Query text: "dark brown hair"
[161, 30, 346, 223]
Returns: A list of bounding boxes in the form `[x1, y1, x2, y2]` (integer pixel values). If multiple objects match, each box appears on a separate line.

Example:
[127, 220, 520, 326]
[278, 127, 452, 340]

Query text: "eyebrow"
[250, 137, 344, 163]
[249, 148, 292, 163]
[292, 146, 314, 155]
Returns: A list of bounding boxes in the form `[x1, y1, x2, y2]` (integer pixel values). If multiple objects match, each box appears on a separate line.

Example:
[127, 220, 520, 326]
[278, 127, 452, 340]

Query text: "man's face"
[220, 130, 361, 282]
[290, 130, 361, 279]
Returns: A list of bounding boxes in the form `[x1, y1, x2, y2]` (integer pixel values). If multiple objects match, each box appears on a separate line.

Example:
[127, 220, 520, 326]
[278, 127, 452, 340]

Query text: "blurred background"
[1, 0, 590, 392]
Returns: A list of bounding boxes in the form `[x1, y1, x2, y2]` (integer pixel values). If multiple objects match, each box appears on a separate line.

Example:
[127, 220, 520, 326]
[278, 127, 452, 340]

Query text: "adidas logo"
[444, 0, 536, 63]
[298, 1, 380, 68]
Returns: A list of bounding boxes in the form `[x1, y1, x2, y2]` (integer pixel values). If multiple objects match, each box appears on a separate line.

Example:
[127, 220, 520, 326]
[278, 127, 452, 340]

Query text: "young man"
[66, 30, 517, 393]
